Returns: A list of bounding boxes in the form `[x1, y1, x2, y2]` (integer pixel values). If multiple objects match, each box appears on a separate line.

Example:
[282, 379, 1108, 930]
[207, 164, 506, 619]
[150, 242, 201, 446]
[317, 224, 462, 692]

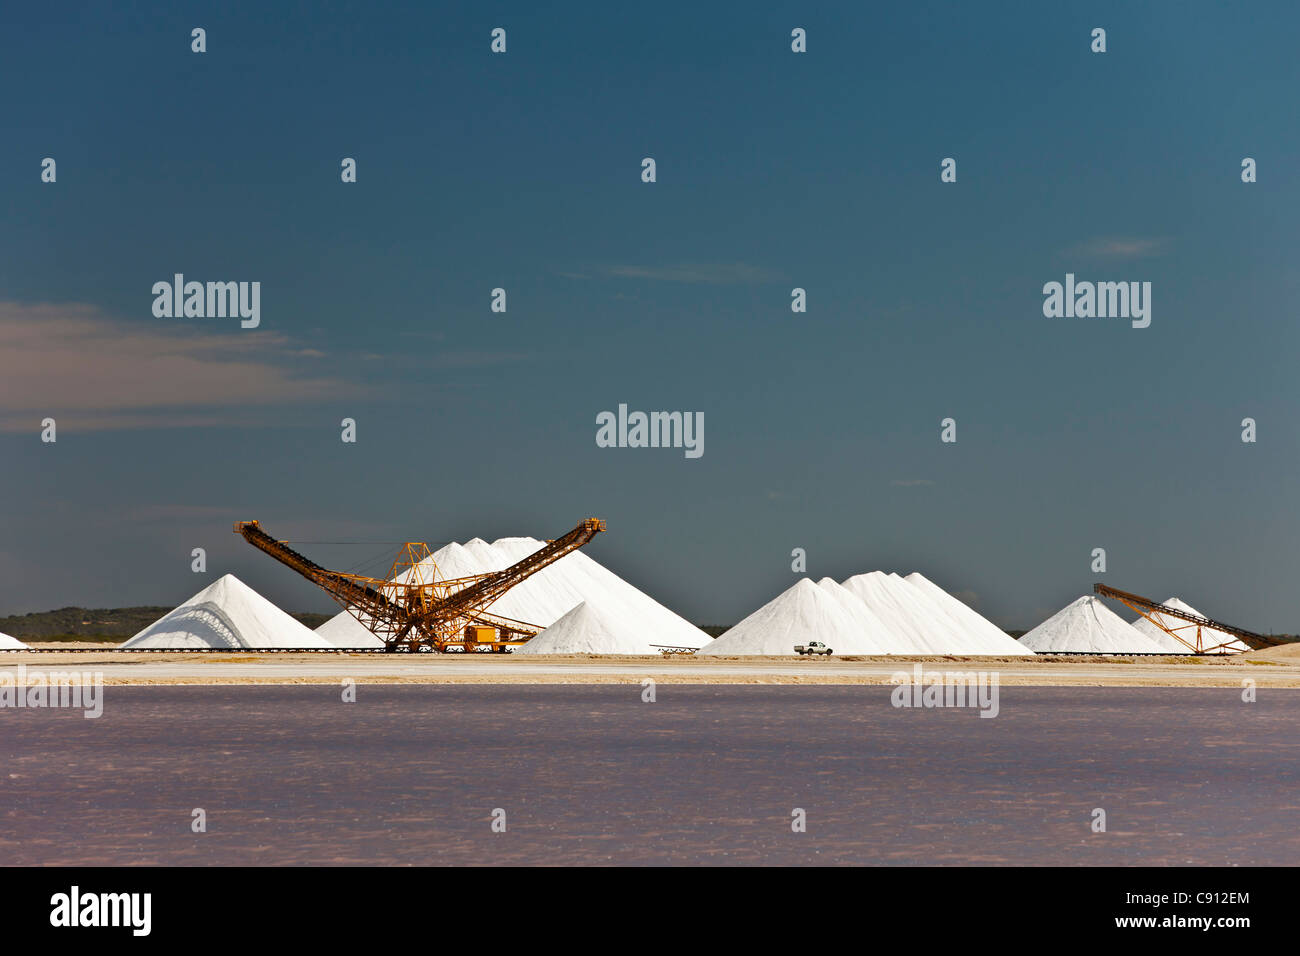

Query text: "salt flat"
[5, 648, 1300, 687]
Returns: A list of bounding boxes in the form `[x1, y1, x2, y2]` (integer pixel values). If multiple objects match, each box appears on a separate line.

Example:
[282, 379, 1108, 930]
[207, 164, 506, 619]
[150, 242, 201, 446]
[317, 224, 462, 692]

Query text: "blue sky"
[2, 1, 1298, 631]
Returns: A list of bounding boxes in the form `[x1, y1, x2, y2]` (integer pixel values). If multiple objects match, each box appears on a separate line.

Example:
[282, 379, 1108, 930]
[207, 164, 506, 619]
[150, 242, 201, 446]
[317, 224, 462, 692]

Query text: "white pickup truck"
[794, 641, 833, 656]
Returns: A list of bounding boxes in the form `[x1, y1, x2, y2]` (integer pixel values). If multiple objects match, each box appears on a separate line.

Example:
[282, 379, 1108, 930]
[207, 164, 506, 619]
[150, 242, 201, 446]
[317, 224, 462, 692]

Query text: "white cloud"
[1065, 237, 1167, 259]
[0, 301, 362, 432]
[603, 262, 777, 284]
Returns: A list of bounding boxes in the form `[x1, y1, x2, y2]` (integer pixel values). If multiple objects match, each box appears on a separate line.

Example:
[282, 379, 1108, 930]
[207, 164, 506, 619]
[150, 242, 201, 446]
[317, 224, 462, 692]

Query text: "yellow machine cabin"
[463, 624, 497, 647]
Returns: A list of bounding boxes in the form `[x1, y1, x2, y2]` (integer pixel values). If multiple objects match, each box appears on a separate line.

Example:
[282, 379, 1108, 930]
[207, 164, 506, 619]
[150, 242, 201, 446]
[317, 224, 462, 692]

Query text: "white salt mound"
[316, 611, 385, 648]
[0, 630, 27, 649]
[422, 541, 488, 581]
[461, 538, 506, 574]
[516, 601, 657, 655]
[903, 572, 1033, 656]
[124, 574, 333, 649]
[697, 578, 884, 656]
[841, 572, 958, 654]
[1019, 595, 1167, 653]
[816, 578, 914, 653]
[1131, 597, 1249, 654]
[886, 572, 996, 654]
[703, 571, 1047, 657]
[317, 535, 710, 651]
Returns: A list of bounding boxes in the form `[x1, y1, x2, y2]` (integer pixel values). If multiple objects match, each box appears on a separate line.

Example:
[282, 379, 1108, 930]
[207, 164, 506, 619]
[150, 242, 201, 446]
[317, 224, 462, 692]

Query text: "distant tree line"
[0, 606, 332, 642]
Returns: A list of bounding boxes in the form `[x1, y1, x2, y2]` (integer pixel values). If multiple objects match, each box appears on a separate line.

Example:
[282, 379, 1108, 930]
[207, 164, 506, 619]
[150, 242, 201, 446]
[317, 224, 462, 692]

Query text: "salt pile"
[697, 578, 888, 656]
[903, 572, 1033, 656]
[317, 536, 710, 652]
[1019, 596, 1167, 653]
[698, 570, 1036, 656]
[1130, 597, 1248, 654]
[516, 601, 654, 655]
[842, 571, 973, 654]
[840, 572, 1031, 655]
[816, 578, 916, 653]
[124, 574, 333, 649]
[0, 630, 27, 649]
[840, 572, 947, 653]
[888, 571, 1019, 654]
[316, 611, 386, 648]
